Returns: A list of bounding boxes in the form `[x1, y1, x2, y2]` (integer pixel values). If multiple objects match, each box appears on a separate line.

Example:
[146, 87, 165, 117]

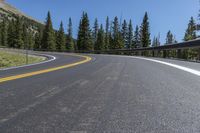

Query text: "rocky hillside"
[0, 0, 43, 24]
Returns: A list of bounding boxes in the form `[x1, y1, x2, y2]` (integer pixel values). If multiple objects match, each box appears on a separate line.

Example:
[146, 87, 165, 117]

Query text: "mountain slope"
[0, 0, 43, 25]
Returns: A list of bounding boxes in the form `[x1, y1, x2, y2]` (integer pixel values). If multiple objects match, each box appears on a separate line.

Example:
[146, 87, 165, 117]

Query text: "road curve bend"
[1, 53, 200, 133]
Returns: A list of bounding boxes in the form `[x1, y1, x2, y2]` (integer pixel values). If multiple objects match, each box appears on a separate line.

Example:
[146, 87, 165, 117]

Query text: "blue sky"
[6, 0, 200, 44]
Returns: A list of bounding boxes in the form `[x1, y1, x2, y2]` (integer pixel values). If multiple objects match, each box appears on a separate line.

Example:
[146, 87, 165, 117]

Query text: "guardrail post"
[139, 51, 142, 56]
[177, 49, 182, 59]
[152, 51, 155, 57]
[198, 48, 200, 61]
[167, 50, 169, 58]
[156, 50, 159, 57]
[163, 50, 166, 58]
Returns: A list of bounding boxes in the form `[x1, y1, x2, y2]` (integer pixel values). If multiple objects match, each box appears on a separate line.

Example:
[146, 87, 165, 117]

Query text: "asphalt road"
[1, 52, 200, 133]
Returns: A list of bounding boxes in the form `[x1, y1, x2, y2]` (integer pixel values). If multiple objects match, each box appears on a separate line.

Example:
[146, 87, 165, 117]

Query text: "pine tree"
[77, 20, 83, 50]
[152, 34, 160, 47]
[109, 32, 113, 49]
[105, 16, 110, 50]
[140, 12, 151, 47]
[0, 19, 8, 46]
[95, 24, 105, 50]
[56, 21, 66, 51]
[166, 30, 174, 45]
[128, 20, 134, 49]
[34, 28, 43, 50]
[77, 12, 93, 50]
[183, 17, 197, 60]
[15, 16, 24, 48]
[66, 17, 74, 51]
[152, 37, 156, 47]
[22, 23, 29, 49]
[111, 16, 124, 49]
[93, 18, 99, 46]
[184, 17, 197, 41]
[42, 11, 56, 50]
[7, 19, 16, 48]
[27, 31, 34, 49]
[121, 20, 128, 48]
[134, 25, 140, 48]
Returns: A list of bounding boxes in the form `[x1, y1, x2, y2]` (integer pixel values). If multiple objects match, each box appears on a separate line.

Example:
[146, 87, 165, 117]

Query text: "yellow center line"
[0, 54, 92, 83]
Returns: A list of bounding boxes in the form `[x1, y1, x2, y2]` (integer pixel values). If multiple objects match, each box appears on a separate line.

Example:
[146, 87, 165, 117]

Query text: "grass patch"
[0, 51, 46, 69]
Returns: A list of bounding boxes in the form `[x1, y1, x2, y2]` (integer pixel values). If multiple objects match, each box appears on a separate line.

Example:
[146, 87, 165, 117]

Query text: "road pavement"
[1, 52, 200, 133]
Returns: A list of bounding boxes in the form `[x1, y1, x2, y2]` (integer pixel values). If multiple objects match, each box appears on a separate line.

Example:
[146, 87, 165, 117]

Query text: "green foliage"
[22, 23, 28, 49]
[182, 17, 197, 60]
[165, 30, 175, 45]
[140, 12, 151, 48]
[66, 18, 74, 51]
[42, 11, 56, 50]
[92, 18, 99, 46]
[34, 28, 43, 50]
[134, 25, 140, 48]
[184, 17, 196, 41]
[7, 19, 16, 48]
[128, 20, 134, 49]
[77, 12, 93, 51]
[0, 51, 45, 68]
[111, 17, 124, 49]
[27, 31, 35, 49]
[104, 16, 110, 50]
[95, 24, 105, 50]
[0, 19, 8, 46]
[152, 35, 160, 47]
[56, 21, 66, 51]
[121, 20, 128, 48]
[15, 16, 24, 48]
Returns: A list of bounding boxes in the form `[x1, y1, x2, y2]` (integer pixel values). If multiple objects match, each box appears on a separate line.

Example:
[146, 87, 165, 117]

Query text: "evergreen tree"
[166, 30, 174, 45]
[111, 16, 124, 49]
[27, 31, 34, 49]
[22, 23, 29, 49]
[66, 17, 74, 51]
[95, 24, 105, 50]
[7, 19, 16, 48]
[77, 20, 83, 50]
[140, 12, 151, 47]
[92, 18, 99, 45]
[77, 12, 93, 50]
[152, 34, 160, 47]
[34, 28, 43, 50]
[34, 32, 40, 50]
[15, 16, 24, 48]
[42, 11, 56, 50]
[134, 25, 140, 48]
[152, 36, 156, 47]
[0, 19, 8, 46]
[56, 21, 66, 51]
[109, 32, 113, 49]
[121, 20, 128, 48]
[105, 16, 110, 50]
[183, 17, 197, 60]
[184, 17, 197, 41]
[128, 20, 134, 49]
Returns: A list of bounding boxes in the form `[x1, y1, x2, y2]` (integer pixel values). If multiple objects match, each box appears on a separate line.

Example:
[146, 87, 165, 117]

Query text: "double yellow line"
[0, 54, 92, 83]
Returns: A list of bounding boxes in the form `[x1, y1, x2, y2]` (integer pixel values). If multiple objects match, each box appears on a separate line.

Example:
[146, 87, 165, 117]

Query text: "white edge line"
[0, 54, 56, 71]
[97, 54, 200, 77]
[131, 56, 200, 77]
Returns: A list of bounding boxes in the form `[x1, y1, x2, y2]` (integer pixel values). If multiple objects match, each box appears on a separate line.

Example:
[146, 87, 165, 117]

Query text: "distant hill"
[0, 0, 43, 24]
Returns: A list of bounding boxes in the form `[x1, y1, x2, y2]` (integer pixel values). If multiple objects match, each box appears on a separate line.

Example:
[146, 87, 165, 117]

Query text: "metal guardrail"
[2, 39, 200, 61]
[118, 39, 200, 52]
[70, 39, 200, 61]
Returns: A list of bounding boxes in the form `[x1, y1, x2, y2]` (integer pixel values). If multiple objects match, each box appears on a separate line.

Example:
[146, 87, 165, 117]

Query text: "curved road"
[1, 52, 200, 132]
